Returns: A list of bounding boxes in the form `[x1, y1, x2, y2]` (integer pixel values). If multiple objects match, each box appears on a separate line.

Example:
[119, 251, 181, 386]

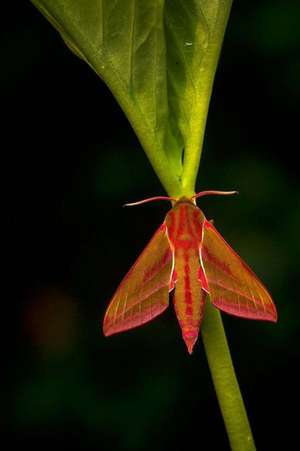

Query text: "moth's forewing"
[201, 220, 277, 321]
[103, 224, 173, 336]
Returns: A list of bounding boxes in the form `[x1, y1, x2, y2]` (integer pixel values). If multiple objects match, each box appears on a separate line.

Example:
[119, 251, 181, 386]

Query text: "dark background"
[4, 1, 300, 449]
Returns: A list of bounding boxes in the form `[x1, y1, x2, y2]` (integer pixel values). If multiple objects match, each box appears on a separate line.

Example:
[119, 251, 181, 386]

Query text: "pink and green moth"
[103, 191, 277, 354]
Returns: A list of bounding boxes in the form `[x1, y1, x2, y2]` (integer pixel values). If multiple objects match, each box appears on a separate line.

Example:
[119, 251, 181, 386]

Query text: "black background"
[4, 1, 300, 450]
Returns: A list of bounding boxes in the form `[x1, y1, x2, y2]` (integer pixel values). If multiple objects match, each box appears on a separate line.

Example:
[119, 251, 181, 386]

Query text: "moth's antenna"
[124, 196, 176, 207]
[124, 191, 238, 206]
[192, 190, 238, 200]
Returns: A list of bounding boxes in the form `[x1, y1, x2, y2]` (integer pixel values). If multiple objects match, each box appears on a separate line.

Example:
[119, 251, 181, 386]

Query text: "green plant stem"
[201, 301, 256, 451]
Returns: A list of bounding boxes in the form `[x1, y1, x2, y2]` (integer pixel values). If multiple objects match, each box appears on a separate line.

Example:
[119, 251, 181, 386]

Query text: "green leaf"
[165, 0, 232, 195]
[31, 0, 232, 197]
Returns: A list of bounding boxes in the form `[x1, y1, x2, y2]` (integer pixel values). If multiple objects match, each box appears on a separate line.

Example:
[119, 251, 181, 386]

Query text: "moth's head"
[173, 196, 196, 207]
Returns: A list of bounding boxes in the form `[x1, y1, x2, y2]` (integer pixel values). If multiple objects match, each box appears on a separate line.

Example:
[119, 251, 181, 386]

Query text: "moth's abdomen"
[173, 249, 206, 354]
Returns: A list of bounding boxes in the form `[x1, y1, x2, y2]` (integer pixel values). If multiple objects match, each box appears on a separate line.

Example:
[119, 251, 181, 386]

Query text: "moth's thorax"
[165, 201, 205, 249]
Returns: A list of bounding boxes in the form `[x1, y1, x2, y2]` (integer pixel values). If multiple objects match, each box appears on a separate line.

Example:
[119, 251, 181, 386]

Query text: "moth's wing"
[103, 224, 174, 336]
[201, 220, 277, 321]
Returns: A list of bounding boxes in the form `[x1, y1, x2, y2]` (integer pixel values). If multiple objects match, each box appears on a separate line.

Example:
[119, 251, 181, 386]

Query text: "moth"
[103, 191, 277, 353]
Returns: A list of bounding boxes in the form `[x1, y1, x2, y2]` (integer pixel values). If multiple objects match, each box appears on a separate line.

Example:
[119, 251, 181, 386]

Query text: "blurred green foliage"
[4, 1, 300, 450]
